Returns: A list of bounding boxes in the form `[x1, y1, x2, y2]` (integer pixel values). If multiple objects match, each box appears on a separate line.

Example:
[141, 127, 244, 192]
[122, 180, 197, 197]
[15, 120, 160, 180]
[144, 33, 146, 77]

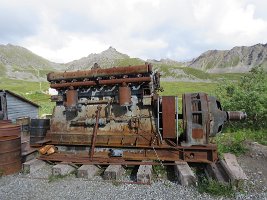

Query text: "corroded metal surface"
[50, 77, 152, 89]
[119, 86, 131, 106]
[90, 106, 102, 160]
[44, 63, 245, 164]
[39, 144, 218, 164]
[47, 64, 152, 81]
[0, 124, 21, 137]
[0, 136, 21, 175]
[0, 120, 12, 126]
[162, 96, 176, 139]
[30, 119, 50, 147]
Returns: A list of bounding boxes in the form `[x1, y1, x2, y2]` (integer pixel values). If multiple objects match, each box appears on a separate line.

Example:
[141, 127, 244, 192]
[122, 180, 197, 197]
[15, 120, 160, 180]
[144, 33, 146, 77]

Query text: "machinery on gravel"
[38, 63, 246, 165]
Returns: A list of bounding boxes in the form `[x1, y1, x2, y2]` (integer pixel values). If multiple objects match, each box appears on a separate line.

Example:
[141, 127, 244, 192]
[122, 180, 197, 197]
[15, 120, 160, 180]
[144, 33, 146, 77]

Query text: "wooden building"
[0, 90, 39, 121]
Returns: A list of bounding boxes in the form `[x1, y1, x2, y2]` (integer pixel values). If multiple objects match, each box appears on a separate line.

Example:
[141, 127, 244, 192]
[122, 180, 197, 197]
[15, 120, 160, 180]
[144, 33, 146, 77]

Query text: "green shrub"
[215, 67, 267, 130]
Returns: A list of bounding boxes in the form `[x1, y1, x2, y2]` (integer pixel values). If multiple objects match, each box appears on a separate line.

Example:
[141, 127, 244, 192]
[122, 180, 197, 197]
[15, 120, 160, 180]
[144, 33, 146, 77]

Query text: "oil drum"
[0, 135, 21, 175]
[30, 119, 50, 146]
[0, 120, 12, 126]
[0, 124, 21, 137]
[16, 117, 30, 137]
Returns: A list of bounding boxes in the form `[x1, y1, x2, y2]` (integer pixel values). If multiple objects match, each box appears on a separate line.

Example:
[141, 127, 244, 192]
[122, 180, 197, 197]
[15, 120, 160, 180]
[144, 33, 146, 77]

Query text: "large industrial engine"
[43, 63, 246, 164]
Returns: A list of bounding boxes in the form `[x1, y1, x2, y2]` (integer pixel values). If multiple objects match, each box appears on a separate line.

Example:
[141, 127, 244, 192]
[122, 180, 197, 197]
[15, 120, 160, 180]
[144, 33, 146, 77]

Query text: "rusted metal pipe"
[227, 111, 247, 121]
[50, 77, 151, 89]
[90, 106, 102, 160]
[47, 64, 152, 82]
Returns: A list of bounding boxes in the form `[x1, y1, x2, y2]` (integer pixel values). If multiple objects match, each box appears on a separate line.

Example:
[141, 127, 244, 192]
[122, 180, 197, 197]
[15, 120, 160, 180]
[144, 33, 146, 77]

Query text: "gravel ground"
[0, 142, 266, 200]
[0, 173, 218, 200]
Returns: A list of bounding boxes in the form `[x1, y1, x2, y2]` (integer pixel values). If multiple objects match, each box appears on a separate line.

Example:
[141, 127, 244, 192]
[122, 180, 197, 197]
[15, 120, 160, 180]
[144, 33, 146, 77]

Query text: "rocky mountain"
[66, 47, 194, 81]
[187, 43, 267, 73]
[66, 46, 140, 70]
[1, 43, 267, 83]
[0, 44, 64, 81]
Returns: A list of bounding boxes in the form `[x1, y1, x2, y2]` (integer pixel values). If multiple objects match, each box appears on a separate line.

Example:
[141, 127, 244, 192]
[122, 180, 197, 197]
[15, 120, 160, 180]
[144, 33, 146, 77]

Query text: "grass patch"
[216, 129, 267, 156]
[48, 169, 76, 183]
[115, 58, 144, 66]
[48, 174, 69, 182]
[160, 81, 217, 97]
[198, 178, 235, 197]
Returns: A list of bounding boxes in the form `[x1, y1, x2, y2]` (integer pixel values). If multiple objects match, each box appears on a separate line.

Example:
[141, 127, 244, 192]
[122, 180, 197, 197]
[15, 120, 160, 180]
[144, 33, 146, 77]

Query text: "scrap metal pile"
[39, 63, 246, 165]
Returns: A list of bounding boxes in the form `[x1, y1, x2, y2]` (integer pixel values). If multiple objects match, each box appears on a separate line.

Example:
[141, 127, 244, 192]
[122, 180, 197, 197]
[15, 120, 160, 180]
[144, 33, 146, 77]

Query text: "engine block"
[43, 63, 246, 164]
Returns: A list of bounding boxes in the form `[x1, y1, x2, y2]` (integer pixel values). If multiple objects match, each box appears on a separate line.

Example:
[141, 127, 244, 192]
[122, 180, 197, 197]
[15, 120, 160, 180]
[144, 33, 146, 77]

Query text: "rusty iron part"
[50, 77, 152, 89]
[65, 88, 78, 108]
[90, 106, 102, 160]
[227, 111, 247, 121]
[47, 64, 152, 82]
[119, 86, 131, 106]
[47, 132, 157, 147]
[45, 63, 246, 165]
[38, 144, 218, 164]
[0, 124, 21, 137]
[182, 93, 247, 145]
[0, 135, 21, 175]
[182, 93, 210, 145]
[161, 96, 177, 139]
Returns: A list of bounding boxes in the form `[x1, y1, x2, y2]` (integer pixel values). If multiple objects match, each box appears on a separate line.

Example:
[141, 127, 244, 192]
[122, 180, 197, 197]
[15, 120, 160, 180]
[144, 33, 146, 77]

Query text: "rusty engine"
[41, 63, 246, 165]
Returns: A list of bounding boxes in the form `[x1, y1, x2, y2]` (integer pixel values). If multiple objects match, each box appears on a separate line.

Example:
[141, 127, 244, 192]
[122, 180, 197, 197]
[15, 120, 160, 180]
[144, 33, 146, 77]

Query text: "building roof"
[0, 90, 40, 108]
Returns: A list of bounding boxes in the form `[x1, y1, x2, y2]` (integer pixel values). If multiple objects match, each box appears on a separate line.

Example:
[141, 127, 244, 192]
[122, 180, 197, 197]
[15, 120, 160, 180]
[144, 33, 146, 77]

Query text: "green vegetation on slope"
[0, 78, 54, 115]
[160, 81, 216, 96]
[115, 58, 144, 66]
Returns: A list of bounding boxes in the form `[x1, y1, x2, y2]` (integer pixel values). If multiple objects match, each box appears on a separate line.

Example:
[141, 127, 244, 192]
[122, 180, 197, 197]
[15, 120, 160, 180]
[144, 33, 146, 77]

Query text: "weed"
[0, 169, 4, 177]
[216, 129, 267, 156]
[197, 178, 235, 197]
[47, 171, 76, 183]
[153, 165, 166, 178]
[48, 174, 67, 182]
[112, 180, 122, 186]
[216, 131, 248, 156]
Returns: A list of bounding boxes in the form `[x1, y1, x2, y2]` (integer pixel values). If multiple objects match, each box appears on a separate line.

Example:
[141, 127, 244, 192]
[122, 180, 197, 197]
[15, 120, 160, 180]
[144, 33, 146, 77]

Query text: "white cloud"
[0, 0, 267, 62]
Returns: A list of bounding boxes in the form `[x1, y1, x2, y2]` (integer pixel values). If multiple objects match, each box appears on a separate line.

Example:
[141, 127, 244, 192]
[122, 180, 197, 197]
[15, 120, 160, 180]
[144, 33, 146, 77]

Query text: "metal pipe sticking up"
[90, 106, 102, 160]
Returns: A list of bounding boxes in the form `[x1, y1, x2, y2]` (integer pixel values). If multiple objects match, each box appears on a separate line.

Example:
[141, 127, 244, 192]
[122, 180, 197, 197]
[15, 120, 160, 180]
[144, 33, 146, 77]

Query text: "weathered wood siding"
[6, 93, 38, 121]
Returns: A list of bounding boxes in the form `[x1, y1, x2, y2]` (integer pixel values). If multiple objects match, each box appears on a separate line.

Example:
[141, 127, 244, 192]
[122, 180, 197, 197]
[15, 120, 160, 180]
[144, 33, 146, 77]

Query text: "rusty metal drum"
[0, 120, 12, 126]
[0, 135, 21, 175]
[30, 119, 50, 146]
[0, 124, 21, 137]
[16, 116, 30, 136]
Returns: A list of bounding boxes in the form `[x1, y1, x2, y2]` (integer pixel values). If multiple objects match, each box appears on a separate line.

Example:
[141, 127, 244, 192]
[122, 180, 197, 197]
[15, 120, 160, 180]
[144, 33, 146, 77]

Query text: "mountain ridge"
[0, 43, 266, 82]
[187, 43, 267, 73]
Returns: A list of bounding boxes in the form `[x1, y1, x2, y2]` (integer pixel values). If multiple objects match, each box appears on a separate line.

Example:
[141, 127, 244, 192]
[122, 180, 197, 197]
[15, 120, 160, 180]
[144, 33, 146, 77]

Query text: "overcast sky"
[0, 0, 267, 63]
